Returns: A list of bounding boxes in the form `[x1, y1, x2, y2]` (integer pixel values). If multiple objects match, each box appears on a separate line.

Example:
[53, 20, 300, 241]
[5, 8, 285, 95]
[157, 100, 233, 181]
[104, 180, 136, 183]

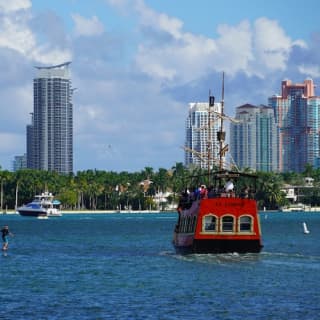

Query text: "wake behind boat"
[172, 73, 263, 254]
[17, 191, 62, 217]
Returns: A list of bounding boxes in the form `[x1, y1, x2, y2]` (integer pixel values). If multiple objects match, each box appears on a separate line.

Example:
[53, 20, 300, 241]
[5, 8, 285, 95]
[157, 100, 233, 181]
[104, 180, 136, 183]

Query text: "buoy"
[303, 222, 310, 234]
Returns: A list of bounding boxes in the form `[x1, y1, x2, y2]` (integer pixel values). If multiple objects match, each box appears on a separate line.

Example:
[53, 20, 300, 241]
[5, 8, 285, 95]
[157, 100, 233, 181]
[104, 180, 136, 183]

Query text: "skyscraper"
[12, 154, 27, 172]
[27, 62, 73, 174]
[185, 102, 222, 169]
[230, 104, 278, 172]
[269, 79, 320, 172]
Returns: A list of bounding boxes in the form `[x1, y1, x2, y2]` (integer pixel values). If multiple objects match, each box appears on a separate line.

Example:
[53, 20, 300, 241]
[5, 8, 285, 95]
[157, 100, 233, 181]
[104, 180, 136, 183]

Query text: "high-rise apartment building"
[185, 102, 222, 169]
[12, 154, 27, 172]
[230, 104, 278, 172]
[27, 62, 73, 174]
[269, 79, 320, 172]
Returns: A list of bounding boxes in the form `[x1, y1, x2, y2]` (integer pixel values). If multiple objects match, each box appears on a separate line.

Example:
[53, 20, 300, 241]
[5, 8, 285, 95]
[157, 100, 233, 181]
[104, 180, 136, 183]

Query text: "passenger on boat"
[200, 185, 207, 199]
[242, 186, 249, 198]
[193, 186, 200, 200]
[207, 186, 216, 198]
[224, 180, 235, 198]
[178, 189, 190, 209]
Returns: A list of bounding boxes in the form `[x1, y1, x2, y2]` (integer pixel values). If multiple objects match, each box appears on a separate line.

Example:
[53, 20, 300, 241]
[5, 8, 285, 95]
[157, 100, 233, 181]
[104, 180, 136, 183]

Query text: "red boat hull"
[175, 239, 262, 254]
[173, 197, 263, 254]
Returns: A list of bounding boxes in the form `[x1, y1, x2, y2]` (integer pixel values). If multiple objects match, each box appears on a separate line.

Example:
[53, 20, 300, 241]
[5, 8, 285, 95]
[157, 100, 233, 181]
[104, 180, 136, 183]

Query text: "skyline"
[0, 0, 320, 172]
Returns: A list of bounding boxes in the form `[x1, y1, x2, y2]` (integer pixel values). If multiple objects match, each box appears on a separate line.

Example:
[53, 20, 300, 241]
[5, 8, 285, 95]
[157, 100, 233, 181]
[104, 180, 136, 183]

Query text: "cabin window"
[222, 215, 234, 232]
[203, 215, 217, 232]
[239, 215, 252, 232]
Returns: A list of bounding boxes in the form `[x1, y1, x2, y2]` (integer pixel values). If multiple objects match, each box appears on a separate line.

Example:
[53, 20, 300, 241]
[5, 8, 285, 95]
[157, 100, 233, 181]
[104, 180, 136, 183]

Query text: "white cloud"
[31, 45, 72, 65]
[0, 15, 35, 55]
[134, 0, 183, 39]
[292, 39, 307, 48]
[253, 18, 292, 72]
[298, 64, 320, 78]
[215, 21, 253, 76]
[71, 14, 105, 37]
[0, 3, 72, 65]
[133, 5, 307, 83]
[0, 0, 31, 13]
[133, 1, 218, 82]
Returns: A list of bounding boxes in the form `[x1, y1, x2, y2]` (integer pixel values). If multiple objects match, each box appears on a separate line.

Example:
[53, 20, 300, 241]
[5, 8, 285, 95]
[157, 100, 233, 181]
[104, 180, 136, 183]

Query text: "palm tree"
[0, 170, 12, 212]
[256, 172, 285, 209]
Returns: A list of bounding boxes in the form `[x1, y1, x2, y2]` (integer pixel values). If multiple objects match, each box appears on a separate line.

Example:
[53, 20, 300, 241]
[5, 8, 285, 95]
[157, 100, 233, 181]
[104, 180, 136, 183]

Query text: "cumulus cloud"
[215, 21, 253, 76]
[0, 1, 72, 65]
[31, 45, 72, 65]
[252, 18, 292, 73]
[133, 1, 217, 82]
[131, 2, 306, 83]
[72, 14, 105, 37]
[0, 0, 31, 13]
[0, 14, 35, 55]
[134, 0, 183, 38]
[298, 65, 320, 78]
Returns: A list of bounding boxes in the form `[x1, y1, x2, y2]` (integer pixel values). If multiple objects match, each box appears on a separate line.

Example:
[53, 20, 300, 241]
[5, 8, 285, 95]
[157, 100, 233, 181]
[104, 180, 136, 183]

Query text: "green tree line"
[1, 163, 320, 211]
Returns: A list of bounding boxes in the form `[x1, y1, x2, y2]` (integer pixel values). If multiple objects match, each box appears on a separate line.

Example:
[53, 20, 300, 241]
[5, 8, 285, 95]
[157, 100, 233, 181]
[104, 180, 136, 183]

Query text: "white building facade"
[185, 102, 222, 169]
[230, 104, 278, 172]
[27, 62, 73, 174]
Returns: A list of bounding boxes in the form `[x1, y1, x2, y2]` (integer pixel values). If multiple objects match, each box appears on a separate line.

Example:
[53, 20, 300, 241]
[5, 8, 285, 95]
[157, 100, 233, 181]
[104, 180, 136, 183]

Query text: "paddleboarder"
[1, 225, 14, 251]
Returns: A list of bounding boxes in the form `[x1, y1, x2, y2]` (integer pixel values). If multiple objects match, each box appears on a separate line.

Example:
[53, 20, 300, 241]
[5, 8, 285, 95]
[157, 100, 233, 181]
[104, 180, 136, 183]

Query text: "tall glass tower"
[269, 79, 320, 172]
[185, 102, 222, 169]
[230, 104, 278, 172]
[27, 62, 73, 174]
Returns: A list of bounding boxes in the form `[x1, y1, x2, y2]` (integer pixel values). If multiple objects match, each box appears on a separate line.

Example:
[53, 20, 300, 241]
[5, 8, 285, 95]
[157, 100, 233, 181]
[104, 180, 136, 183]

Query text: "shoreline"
[1, 209, 173, 215]
[62, 210, 167, 214]
[3, 209, 320, 215]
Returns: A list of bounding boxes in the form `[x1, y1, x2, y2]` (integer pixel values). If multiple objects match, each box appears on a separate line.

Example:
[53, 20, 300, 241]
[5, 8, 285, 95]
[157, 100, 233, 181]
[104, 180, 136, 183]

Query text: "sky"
[0, 0, 320, 173]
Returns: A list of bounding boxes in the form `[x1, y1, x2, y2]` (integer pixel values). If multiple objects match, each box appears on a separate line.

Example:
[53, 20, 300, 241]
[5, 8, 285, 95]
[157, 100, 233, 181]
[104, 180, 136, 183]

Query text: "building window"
[239, 215, 253, 232]
[203, 214, 217, 232]
[221, 215, 234, 232]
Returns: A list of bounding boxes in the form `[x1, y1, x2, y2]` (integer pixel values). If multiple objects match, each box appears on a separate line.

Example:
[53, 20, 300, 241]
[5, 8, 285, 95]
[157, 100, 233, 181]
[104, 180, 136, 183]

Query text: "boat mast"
[218, 72, 226, 170]
[208, 90, 214, 185]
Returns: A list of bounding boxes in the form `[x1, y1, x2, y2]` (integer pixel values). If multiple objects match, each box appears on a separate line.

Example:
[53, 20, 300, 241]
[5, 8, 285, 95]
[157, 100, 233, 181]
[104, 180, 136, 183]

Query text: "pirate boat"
[172, 73, 263, 254]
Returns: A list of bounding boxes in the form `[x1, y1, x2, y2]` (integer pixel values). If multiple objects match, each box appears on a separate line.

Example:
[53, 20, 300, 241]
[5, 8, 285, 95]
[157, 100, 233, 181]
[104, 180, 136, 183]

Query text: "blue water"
[0, 212, 319, 320]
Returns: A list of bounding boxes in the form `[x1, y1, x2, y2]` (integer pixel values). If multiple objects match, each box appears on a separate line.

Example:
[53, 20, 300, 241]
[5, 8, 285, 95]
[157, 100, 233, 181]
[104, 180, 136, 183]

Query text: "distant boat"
[17, 192, 62, 218]
[281, 203, 311, 212]
[302, 222, 310, 234]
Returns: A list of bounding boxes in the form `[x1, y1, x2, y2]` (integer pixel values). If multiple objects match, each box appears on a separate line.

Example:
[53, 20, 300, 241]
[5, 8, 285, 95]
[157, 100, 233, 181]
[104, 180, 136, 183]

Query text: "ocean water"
[0, 212, 319, 320]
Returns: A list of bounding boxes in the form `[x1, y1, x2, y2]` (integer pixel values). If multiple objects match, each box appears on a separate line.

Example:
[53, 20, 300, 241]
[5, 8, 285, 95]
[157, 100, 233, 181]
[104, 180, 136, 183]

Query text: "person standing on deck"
[1, 225, 14, 251]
